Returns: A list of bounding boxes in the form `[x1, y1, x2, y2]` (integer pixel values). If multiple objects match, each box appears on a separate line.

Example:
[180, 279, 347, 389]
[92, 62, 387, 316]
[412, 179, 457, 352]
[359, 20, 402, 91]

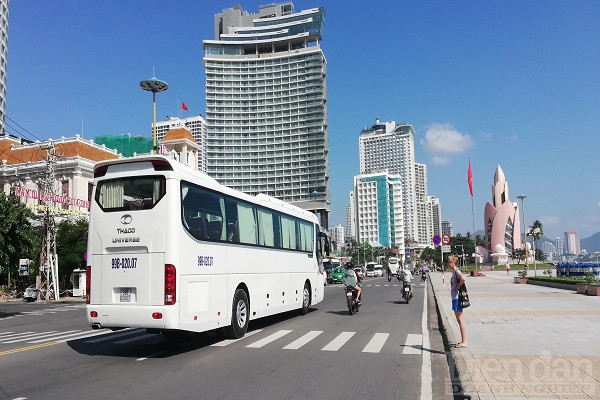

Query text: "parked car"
[328, 267, 345, 284]
[354, 267, 364, 280]
[23, 285, 38, 302]
[374, 265, 384, 277]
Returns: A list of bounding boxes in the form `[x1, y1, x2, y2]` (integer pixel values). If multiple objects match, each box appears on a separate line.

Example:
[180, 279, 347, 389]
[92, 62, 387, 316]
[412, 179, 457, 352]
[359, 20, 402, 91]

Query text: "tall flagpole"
[468, 158, 478, 270]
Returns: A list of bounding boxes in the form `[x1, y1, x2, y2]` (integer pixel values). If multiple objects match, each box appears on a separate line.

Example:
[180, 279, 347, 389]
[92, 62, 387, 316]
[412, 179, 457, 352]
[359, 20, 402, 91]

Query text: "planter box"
[587, 284, 599, 296]
[577, 283, 588, 295]
[526, 280, 577, 291]
[516, 278, 529, 284]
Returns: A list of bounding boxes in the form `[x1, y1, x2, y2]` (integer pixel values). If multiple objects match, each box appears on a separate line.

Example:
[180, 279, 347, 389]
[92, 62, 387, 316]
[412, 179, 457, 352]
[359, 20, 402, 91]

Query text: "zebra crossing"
[211, 328, 423, 354]
[0, 327, 425, 355]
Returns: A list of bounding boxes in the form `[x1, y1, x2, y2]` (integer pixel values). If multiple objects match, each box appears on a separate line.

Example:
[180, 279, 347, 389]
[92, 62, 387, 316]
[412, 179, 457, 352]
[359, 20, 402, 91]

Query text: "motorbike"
[421, 271, 427, 281]
[402, 281, 412, 304]
[345, 285, 360, 315]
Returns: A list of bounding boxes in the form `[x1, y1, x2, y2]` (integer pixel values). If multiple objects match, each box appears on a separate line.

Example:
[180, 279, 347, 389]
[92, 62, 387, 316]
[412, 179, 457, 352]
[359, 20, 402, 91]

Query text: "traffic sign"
[442, 234, 451, 245]
[432, 234, 441, 246]
[441, 245, 451, 253]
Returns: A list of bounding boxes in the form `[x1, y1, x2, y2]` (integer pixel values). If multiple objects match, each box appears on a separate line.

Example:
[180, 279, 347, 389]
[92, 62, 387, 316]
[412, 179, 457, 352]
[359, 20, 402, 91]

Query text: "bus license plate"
[120, 288, 131, 302]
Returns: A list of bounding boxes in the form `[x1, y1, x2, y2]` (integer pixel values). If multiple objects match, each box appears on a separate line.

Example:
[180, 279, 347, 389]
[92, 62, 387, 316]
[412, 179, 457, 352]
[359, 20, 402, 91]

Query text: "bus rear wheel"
[300, 282, 310, 315]
[224, 289, 249, 339]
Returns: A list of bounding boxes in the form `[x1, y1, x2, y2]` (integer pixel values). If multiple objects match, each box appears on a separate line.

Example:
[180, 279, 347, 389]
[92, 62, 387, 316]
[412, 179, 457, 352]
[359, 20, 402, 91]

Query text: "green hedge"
[527, 277, 588, 285]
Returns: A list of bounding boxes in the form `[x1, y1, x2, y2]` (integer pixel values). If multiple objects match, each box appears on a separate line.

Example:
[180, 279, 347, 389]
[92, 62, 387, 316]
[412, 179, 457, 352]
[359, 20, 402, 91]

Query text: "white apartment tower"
[329, 225, 344, 254]
[345, 203, 353, 242]
[155, 116, 207, 173]
[442, 220, 454, 237]
[351, 172, 404, 254]
[415, 162, 429, 246]
[203, 3, 330, 227]
[428, 195, 442, 237]
[0, 0, 8, 134]
[359, 119, 417, 246]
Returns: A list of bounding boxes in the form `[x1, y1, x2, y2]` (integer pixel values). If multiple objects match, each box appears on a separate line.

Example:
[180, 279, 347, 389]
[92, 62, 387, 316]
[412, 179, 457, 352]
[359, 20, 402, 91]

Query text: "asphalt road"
[0, 276, 452, 400]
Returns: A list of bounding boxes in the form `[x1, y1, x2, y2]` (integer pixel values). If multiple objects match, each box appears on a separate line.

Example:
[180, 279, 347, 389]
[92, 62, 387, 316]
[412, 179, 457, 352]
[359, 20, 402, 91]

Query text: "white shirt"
[400, 269, 413, 283]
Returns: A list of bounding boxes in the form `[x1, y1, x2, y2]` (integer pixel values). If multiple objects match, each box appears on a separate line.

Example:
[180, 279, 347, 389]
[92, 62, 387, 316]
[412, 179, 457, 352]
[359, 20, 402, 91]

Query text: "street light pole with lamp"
[140, 76, 169, 154]
[517, 195, 529, 271]
[310, 190, 320, 225]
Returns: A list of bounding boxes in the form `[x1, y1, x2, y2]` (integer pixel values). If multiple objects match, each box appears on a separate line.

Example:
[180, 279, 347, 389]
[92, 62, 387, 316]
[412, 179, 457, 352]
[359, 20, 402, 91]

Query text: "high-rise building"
[351, 172, 404, 253]
[0, 0, 8, 134]
[345, 203, 353, 242]
[555, 237, 565, 255]
[359, 118, 417, 246]
[564, 231, 580, 256]
[203, 3, 329, 227]
[541, 241, 556, 260]
[442, 220, 453, 237]
[415, 162, 429, 246]
[329, 225, 344, 254]
[428, 195, 442, 237]
[155, 116, 207, 173]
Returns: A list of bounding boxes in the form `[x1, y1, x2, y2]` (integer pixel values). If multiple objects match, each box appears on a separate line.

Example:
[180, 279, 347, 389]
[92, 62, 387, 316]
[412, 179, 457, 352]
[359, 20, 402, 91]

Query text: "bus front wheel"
[224, 289, 249, 339]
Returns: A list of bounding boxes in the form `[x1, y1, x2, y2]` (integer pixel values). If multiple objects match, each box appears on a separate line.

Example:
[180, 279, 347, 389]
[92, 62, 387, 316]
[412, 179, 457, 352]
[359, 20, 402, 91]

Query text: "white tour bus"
[86, 155, 327, 338]
[388, 257, 401, 275]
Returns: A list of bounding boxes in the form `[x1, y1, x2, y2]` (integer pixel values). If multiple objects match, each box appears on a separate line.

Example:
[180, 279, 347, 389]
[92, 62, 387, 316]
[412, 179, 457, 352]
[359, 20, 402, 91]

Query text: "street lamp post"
[528, 227, 541, 276]
[517, 195, 529, 271]
[310, 190, 320, 226]
[140, 76, 169, 154]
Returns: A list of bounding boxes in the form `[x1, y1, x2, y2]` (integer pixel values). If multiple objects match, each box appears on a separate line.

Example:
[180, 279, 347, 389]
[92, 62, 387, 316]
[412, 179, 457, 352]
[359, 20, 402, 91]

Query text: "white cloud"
[420, 123, 473, 166]
[539, 215, 560, 227]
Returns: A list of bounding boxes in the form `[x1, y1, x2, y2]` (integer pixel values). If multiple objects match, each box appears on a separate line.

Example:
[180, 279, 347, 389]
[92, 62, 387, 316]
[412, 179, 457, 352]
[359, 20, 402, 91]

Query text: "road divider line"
[2, 331, 60, 343]
[84, 328, 137, 343]
[0, 332, 35, 340]
[0, 341, 58, 357]
[421, 279, 432, 399]
[283, 330, 323, 350]
[26, 330, 82, 343]
[322, 331, 355, 351]
[362, 333, 389, 353]
[247, 329, 292, 348]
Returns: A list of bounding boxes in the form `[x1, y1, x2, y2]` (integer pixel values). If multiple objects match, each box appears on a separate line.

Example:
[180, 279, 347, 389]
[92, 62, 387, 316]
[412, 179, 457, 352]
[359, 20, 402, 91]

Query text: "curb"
[429, 277, 480, 400]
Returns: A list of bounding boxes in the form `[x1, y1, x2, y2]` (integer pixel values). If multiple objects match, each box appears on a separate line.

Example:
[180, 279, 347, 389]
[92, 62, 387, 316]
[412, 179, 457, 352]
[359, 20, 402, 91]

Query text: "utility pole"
[38, 144, 60, 301]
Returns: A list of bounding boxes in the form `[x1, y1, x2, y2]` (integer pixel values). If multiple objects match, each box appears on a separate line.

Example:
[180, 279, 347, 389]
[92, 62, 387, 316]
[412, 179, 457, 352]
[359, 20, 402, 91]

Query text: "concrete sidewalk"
[430, 270, 600, 400]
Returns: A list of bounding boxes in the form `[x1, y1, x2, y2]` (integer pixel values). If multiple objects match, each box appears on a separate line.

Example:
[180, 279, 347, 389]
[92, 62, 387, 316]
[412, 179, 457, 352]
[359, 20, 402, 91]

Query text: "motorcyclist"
[421, 265, 428, 280]
[400, 265, 414, 297]
[343, 262, 361, 304]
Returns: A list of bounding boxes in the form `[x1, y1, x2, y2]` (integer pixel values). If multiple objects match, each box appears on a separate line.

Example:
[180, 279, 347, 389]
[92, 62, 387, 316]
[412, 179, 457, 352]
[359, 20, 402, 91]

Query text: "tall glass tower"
[203, 3, 330, 227]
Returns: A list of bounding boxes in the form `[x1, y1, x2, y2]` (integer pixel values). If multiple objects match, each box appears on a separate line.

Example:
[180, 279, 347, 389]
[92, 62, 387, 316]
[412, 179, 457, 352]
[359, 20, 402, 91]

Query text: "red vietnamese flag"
[181, 101, 188, 111]
[468, 158, 473, 197]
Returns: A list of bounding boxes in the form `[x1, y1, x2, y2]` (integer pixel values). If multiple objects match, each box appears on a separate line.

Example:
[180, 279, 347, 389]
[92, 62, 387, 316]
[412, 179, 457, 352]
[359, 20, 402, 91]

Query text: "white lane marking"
[2, 331, 60, 343]
[136, 352, 162, 362]
[402, 334, 422, 354]
[84, 328, 138, 343]
[247, 329, 292, 348]
[322, 331, 355, 351]
[0, 332, 34, 340]
[12, 397, 27, 400]
[55, 329, 113, 343]
[362, 333, 389, 353]
[421, 280, 432, 399]
[283, 330, 323, 350]
[211, 329, 263, 347]
[27, 330, 82, 343]
[115, 333, 154, 344]
[0, 331, 15, 337]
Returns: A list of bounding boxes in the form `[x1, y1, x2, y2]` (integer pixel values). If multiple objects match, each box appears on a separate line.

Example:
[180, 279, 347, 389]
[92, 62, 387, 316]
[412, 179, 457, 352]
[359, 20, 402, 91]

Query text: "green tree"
[534, 248, 545, 262]
[348, 241, 373, 266]
[56, 218, 89, 289]
[420, 246, 441, 267]
[511, 248, 525, 264]
[0, 192, 39, 287]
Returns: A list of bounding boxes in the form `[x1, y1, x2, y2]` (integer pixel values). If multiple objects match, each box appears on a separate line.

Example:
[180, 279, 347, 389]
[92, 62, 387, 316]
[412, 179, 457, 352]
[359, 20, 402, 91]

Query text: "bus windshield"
[95, 176, 165, 211]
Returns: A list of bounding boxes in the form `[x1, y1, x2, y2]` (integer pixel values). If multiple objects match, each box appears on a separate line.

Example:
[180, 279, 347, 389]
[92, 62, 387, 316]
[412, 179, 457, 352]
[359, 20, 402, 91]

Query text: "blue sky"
[5, 1, 600, 242]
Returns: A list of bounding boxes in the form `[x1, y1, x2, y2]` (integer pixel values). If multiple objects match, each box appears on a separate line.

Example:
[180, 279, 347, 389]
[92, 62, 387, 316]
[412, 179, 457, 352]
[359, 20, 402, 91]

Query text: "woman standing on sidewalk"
[449, 255, 467, 348]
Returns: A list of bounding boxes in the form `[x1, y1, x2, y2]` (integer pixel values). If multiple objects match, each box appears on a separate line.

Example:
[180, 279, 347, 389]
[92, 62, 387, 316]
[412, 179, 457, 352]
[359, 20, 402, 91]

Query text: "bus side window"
[190, 217, 208, 240]
[207, 220, 223, 241]
[226, 223, 239, 243]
